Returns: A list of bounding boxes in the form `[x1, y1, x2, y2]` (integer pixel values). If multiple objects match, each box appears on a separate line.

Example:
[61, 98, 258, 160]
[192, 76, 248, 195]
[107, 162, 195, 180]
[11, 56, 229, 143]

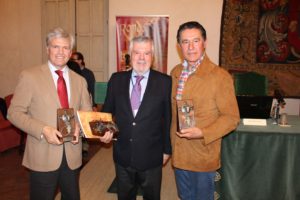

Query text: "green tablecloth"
[218, 116, 300, 200]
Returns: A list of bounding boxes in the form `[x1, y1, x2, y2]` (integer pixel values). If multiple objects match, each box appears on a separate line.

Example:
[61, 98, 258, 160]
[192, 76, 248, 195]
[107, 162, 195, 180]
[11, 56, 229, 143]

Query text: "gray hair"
[46, 27, 75, 50]
[128, 36, 154, 54]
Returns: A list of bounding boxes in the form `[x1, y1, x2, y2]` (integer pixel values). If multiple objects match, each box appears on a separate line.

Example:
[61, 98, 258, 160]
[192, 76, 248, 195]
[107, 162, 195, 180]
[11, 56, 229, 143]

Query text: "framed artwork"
[116, 16, 169, 73]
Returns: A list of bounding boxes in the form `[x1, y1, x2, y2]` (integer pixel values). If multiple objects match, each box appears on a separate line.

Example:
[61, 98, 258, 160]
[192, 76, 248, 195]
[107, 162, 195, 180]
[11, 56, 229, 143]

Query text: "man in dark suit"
[100, 36, 172, 200]
[8, 27, 92, 200]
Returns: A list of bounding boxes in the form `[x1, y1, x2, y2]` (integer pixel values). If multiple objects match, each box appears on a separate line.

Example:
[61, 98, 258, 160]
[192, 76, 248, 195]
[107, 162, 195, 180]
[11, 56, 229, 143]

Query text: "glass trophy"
[57, 108, 76, 142]
[177, 99, 195, 131]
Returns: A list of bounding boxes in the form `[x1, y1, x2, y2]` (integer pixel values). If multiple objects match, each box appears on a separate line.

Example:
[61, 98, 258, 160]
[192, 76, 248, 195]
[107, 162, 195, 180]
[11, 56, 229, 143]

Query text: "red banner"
[116, 16, 169, 73]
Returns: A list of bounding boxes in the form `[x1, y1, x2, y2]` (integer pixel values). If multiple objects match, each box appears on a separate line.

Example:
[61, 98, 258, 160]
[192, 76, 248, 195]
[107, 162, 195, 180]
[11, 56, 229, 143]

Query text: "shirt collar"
[131, 69, 150, 79]
[182, 52, 206, 70]
[48, 61, 68, 74]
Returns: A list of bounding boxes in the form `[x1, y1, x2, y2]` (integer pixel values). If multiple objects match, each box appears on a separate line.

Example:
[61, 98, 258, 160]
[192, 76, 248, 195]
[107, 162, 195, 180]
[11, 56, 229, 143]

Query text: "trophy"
[57, 108, 76, 142]
[89, 120, 119, 138]
[77, 111, 118, 139]
[177, 99, 195, 131]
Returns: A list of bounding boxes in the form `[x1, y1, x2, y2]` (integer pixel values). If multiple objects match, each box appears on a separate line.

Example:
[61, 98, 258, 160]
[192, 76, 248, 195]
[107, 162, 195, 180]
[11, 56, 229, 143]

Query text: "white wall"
[0, 0, 42, 97]
[108, 0, 223, 75]
[0, 0, 223, 97]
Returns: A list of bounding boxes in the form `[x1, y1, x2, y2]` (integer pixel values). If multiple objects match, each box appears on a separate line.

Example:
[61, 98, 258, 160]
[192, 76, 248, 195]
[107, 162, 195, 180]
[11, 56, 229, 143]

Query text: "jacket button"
[129, 139, 133, 142]
[132, 122, 136, 126]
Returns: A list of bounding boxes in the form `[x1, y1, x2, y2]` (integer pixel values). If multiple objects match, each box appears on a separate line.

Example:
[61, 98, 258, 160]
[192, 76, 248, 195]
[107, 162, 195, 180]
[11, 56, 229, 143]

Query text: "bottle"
[272, 103, 280, 124]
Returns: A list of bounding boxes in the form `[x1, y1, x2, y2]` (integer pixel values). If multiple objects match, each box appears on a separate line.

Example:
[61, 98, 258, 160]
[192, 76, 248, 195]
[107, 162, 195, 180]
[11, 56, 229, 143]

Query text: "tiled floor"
[0, 140, 101, 200]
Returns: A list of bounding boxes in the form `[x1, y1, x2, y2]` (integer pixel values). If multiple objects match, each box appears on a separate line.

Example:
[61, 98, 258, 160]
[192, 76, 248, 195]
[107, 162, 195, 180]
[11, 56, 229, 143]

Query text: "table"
[218, 116, 300, 200]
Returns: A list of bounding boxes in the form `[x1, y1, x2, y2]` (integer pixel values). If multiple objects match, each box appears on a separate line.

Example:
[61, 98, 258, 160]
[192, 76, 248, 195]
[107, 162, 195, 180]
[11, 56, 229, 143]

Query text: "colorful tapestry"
[257, 0, 300, 63]
[220, 0, 300, 96]
[220, 0, 300, 69]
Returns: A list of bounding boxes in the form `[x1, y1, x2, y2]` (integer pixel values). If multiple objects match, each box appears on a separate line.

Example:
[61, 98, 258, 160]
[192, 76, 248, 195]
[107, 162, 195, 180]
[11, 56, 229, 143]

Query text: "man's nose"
[139, 53, 145, 59]
[58, 47, 64, 54]
[188, 41, 194, 50]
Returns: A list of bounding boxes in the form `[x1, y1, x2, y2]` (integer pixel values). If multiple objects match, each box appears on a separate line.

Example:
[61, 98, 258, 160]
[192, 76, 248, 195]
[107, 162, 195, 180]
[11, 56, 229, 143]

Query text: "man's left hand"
[176, 127, 204, 139]
[99, 131, 114, 144]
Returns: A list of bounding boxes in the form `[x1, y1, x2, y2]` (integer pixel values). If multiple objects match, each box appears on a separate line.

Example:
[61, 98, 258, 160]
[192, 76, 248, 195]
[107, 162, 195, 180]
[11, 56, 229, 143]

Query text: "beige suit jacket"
[8, 64, 92, 172]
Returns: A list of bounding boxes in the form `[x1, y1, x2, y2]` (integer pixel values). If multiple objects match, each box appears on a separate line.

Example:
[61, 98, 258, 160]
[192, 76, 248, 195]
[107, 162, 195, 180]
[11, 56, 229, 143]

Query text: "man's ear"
[203, 40, 207, 49]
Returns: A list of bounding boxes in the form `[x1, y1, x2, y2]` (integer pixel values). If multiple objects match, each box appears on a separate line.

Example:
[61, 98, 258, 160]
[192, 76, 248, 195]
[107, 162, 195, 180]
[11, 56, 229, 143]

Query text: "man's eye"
[193, 39, 201, 44]
[63, 46, 71, 50]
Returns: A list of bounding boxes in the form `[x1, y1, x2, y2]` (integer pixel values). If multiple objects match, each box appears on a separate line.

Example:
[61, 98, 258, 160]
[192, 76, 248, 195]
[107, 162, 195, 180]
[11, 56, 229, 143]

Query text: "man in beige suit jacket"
[8, 27, 92, 200]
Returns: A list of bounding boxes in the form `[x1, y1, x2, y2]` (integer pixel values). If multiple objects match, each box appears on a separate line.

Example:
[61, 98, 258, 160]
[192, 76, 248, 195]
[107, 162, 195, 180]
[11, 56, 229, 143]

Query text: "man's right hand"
[42, 126, 63, 145]
[99, 131, 114, 144]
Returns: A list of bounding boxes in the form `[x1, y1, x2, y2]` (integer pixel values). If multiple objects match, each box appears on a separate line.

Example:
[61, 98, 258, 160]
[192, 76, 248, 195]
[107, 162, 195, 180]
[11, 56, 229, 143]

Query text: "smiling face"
[130, 41, 153, 75]
[179, 28, 207, 66]
[47, 37, 72, 69]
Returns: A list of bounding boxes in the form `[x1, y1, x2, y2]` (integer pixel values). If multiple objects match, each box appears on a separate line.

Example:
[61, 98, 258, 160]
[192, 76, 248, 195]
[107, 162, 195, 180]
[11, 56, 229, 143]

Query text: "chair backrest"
[233, 72, 268, 96]
[0, 98, 7, 119]
[5, 94, 13, 108]
[0, 109, 5, 121]
[94, 82, 107, 104]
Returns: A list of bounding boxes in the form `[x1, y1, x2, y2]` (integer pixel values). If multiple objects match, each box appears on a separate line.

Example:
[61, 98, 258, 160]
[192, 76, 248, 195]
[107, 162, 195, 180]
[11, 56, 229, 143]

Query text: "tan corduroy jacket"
[170, 55, 240, 172]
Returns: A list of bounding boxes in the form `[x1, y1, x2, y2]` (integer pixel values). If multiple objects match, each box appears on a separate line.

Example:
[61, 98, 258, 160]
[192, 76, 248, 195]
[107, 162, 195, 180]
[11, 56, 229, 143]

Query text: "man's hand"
[71, 123, 80, 145]
[176, 127, 204, 139]
[42, 126, 63, 145]
[99, 131, 114, 144]
[163, 154, 170, 166]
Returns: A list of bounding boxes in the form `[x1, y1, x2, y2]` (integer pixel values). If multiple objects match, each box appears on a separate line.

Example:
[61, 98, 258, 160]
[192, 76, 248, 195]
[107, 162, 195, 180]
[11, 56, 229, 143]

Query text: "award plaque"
[177, 99, 195, 131]
[57, 108, 76, 142]
[89, 120, 119, 137]
[77, 111, 118, 139]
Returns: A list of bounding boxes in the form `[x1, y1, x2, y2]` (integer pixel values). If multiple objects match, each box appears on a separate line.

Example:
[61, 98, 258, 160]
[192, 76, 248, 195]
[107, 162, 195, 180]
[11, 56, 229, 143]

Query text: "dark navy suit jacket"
[102, 69, 172, 170]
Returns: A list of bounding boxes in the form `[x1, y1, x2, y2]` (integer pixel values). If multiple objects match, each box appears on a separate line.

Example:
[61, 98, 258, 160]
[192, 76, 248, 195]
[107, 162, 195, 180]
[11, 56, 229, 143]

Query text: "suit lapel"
[124, 71, 134, 118]
[135, 70, 154, 119]
[41, 64, 61, 108]
[68, 70, 77, 108]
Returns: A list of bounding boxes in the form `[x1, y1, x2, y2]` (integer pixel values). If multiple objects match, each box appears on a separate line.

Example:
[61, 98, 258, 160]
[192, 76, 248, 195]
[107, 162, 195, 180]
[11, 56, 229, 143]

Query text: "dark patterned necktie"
[55, 70, 69, 108]
[130, 75, 144, 113]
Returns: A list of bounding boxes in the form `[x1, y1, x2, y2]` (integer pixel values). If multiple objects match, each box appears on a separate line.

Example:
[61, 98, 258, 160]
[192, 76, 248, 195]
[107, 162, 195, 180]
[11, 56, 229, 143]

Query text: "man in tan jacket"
[8, 27, 92, 200]
[170, 21, 240, 200]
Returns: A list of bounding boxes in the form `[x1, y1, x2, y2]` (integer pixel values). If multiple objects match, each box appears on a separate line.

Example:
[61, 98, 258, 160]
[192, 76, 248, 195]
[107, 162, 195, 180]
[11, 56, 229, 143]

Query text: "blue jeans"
[174, 168, 216, 200]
